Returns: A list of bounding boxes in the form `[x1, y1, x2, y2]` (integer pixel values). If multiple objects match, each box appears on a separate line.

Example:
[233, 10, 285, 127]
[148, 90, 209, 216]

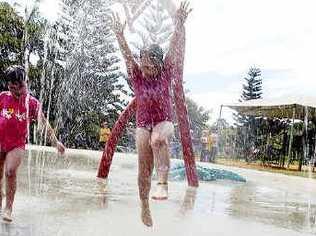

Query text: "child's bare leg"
[3, 148, 24, 222]
[151, 121, 174, 200]
[0, 152, 5, 209]
[136, 128, 154, 227]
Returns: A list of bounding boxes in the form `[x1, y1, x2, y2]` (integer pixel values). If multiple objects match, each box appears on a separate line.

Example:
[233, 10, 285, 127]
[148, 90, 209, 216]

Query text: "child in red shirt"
[0, 65, 65, 222]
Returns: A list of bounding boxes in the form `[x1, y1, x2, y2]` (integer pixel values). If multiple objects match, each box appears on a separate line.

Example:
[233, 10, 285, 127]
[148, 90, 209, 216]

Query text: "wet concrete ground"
[1, 145, 315, 235]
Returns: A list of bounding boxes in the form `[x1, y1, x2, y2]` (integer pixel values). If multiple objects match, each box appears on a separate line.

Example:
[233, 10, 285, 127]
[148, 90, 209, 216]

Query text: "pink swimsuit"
[0, 91, 40, 152]
[130, 62, 173, 129]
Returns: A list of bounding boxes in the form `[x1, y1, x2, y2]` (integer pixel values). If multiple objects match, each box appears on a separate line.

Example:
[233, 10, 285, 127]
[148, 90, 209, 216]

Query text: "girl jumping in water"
[110, 1, 192, 226]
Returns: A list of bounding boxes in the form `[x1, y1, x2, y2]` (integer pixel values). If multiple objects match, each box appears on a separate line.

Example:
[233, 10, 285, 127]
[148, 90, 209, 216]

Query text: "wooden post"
[299, 106, 309, 171]
[286, 107, 296, 169]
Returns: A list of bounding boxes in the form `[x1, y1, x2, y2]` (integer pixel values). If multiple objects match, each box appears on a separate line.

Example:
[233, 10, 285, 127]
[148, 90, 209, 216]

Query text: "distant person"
[99, 121, 111, 149]
[109, 1, 192, 226]
[0, 65, 65, 222]
[190, 129, 200, 159]
[200, 129, 211, 162]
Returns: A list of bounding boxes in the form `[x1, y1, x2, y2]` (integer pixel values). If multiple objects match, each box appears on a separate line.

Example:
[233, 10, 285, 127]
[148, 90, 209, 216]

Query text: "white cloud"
[184, 0, 315, 74]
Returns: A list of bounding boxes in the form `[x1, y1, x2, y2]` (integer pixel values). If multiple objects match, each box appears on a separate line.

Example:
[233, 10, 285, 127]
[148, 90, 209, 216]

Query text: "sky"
[182, 0, 316, 123]
[6, 0, 316, 124]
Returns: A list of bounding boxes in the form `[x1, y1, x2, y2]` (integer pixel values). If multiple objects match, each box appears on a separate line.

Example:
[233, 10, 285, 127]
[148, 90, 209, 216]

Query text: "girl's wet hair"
[140, 44, 164, 66]
[4, 65, 26, 83]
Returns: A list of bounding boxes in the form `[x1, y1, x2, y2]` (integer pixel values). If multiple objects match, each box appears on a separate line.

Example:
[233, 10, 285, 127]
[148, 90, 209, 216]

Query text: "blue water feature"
[170, 162, 246, 182]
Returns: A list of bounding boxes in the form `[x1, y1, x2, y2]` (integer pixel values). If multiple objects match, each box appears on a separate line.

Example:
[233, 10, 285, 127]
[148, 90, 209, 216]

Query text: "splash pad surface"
[2, 145, 315, 235]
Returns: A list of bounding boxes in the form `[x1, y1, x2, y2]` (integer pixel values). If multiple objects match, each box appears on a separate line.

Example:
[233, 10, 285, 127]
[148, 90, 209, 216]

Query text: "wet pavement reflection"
[1, 146, 315, 235]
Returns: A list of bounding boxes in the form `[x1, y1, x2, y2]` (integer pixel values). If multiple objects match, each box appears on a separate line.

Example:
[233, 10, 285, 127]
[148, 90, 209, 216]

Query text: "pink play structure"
[97, 73, 199, 187]
[97, 0, 198, 187]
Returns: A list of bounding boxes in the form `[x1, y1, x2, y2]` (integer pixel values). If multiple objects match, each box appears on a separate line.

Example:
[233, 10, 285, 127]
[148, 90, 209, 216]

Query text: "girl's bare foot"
[141, 200, 153, 227]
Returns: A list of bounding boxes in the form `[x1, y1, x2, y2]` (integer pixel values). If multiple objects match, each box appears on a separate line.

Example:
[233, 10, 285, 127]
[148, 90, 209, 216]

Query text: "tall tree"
[186, 97, 210, 135]
[240, 67, 262, 101]
[0, 2, 24, 90]
[57, 0, 128, 149]
[234, 66, 263, 159]
[0, 1, 47, 92]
